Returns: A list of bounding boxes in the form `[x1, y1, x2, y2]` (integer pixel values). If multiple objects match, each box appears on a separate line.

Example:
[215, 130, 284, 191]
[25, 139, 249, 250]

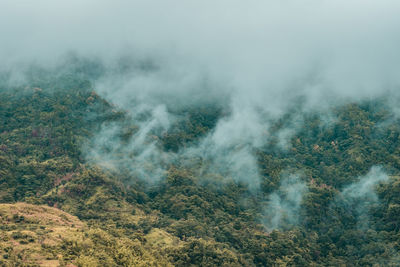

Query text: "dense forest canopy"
[0, 60, 400, 266]
[1, 0, 400, 266]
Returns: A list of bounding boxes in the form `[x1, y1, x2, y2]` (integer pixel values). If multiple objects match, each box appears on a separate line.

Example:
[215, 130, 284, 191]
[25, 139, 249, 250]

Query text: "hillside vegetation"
[1, 73, 400, 266]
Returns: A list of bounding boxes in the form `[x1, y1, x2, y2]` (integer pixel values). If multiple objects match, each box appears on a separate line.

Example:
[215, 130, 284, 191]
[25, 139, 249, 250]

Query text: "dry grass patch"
[0, 203, 85, 266]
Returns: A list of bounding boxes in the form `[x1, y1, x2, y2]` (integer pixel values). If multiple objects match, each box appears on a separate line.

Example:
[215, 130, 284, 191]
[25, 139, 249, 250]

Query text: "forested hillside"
[1, 70, 400, 266]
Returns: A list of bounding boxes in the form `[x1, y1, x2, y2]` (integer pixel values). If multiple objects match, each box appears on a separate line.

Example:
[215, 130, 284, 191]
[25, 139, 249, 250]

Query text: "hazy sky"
[2, 0, 400, 103]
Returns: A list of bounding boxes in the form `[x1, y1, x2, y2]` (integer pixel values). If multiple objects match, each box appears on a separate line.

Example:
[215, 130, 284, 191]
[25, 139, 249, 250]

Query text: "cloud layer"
[2, 1, 400, 190]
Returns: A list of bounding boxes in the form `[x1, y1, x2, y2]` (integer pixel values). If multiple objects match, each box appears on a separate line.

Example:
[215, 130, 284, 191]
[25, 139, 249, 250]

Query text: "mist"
[83, 104, 175, 184]
[334, 166, 389, 229]
[2, 0, 400, 98]
[2, 0, 400, 190]
[262, 174, 307, 231]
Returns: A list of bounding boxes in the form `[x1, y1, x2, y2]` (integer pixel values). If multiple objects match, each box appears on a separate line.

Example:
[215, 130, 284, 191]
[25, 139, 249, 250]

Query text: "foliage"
[1, 74, 400, 266]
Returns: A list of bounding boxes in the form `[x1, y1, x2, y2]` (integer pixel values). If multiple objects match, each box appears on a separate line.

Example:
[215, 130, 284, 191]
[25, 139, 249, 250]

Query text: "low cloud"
[2, 1, 400, 191]
[335, 166, 389, 228]
[83, 104, 175, 184]
[262, 174, 307, 231]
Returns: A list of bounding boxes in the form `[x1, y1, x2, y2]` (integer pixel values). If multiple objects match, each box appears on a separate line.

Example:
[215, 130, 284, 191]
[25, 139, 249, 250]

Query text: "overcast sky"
[1, 0, 400, 103]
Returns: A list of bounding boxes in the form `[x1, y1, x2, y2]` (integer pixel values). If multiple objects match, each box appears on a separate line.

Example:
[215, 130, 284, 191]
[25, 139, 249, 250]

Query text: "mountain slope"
[0, 80, 400, 266]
